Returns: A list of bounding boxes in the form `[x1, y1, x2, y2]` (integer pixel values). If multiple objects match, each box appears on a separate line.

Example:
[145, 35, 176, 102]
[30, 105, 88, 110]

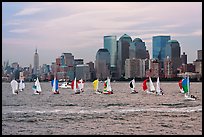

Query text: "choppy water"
[2, 82, 202, 135]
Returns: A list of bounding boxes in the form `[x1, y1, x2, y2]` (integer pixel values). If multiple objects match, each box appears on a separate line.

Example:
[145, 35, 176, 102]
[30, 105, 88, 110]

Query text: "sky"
[2, 2, 202, 67]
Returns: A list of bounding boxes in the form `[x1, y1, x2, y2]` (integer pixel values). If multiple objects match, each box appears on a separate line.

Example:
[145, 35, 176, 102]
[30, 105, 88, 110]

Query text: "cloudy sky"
[2, 2, 202, 67]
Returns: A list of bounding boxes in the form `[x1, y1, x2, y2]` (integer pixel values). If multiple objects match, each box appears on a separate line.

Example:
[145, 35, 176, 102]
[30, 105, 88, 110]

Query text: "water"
[2, 82, 202, 135]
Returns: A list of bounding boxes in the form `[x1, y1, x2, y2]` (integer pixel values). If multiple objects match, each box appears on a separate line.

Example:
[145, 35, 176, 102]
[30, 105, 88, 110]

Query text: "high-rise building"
[129, 38, 146, 59]
[75, 64, 90, 81]
[197, 50, 202, 60]
[125, 58, 146, 79]
[104, 35, 117, 68]
[86, 61, 96, 81]
[146, 50, 150, 59]
[104, 35, 118, 79]
[164, 56, 174, 78]
[117, 34, 132, 78]
[149, 59, 160, 78]
[181, 52, 187, 64]
[95, 48, 110, 80]
[33, 48, 39, 75]
[152, 35, 170, 63]
[165, 40, 181, 74]
[61, 53, 74, 80]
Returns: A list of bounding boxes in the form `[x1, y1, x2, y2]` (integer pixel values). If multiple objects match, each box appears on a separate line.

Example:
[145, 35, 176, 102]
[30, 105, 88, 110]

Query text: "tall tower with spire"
[33, 48, 39, 76]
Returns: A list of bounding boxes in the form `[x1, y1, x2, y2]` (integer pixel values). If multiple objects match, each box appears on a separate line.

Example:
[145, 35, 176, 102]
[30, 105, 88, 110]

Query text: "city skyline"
[2, 2, 202, 67]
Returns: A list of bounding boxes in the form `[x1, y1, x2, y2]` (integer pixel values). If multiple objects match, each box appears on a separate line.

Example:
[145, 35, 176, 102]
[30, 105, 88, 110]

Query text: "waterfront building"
[181, 52, 187, 65]
[33, 48, 39, 76]
[75, 64, 90, 81]
[104, 35, 117, 79]
[129, 38, 146, 59]
[197, 50, 202, 60]
[152, 35, 170, 68]
[95, 48, 110, 80]
[165, 40, 182, 75]
[117, 34, 132, 78]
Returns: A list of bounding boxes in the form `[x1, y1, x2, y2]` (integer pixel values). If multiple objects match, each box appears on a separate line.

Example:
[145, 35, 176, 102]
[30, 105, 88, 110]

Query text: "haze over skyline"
[2, 2, 202, 67]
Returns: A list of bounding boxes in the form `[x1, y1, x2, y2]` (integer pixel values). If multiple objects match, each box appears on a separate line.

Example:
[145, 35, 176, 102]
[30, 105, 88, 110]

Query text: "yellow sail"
[93, 79, 99, 91]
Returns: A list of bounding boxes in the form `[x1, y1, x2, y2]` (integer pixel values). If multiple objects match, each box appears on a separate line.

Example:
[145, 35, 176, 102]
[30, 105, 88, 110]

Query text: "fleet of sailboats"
[10, 75, 197, 101]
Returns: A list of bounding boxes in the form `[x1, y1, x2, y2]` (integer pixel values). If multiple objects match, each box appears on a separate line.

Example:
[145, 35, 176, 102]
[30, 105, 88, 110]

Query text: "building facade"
[129, 38, 146, 59]
[95, 48, 110, 80]
[75, 64, 90, 81]
[33, 49, 39, 76]
[152, 35, 171, 67]
[104, 35, 118, 79]
[165, 40, 181, 75]
[117, 34, 132, 78]
[181, 52, 187, 65]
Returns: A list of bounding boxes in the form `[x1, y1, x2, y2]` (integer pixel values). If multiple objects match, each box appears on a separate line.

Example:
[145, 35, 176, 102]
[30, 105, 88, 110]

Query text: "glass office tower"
[152, 35, 170, 61]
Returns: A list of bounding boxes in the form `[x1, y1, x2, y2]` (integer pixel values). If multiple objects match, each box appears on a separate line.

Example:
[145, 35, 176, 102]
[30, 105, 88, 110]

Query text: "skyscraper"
[197, 50, 202, 60]
[61, 53, 74, 80]
[104, 35, 118, 79]
[117, 34, 132, 78]
[152, 35, 171, 62]
[33, 48, 39, 76]
[181, 52, 187, 64]
[95, 48, 110, 80]
[165, 40, 181, 74]
[129, 38, 146, 59]
[104, 35, 117, 68]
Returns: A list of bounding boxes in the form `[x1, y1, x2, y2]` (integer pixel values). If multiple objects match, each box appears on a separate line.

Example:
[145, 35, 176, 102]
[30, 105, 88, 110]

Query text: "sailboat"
[93, 79, 102, 94]
[71, 77, 80, 94]
[103, 77, 113, 94]
[52, 77, 59, 94]
[32, 77, 42, 94]
[11, 79, 18, 94]
[78, 78, 84, 92]
[142, 77, 155, 94]
[19, 79, 25, 91]
[129, 79, 138, 94]
[178, 79, 184, 93]
[181, 76, 196, 100]
[59, 81, 72, 89]
[156, 77, 163, 95]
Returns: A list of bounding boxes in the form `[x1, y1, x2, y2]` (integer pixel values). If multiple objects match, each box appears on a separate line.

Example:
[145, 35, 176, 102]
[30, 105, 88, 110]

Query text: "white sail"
[52, 77, 56, 92]
[78, 79, 84, 91]
[73, 77, 78, 93]
[131, 79, 135, 90]
[35, 77, 42, 92]
[149, 77, 155, 92]
[19, 79, 24, 91]
[156, 77, 161, 95]
[11, 79, 18, 94]
[107, 77, 112, 91]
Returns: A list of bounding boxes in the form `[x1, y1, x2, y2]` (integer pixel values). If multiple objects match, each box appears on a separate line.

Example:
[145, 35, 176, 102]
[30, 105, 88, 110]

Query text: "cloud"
[9, 28, 31, 33]
[15, 7, 43, 16]
[2, 2, 202, 66]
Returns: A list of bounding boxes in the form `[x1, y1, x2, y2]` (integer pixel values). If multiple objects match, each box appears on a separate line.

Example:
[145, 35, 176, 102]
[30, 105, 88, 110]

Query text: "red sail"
[178, 79, 182, 89]
[142, 79, 148, 91]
